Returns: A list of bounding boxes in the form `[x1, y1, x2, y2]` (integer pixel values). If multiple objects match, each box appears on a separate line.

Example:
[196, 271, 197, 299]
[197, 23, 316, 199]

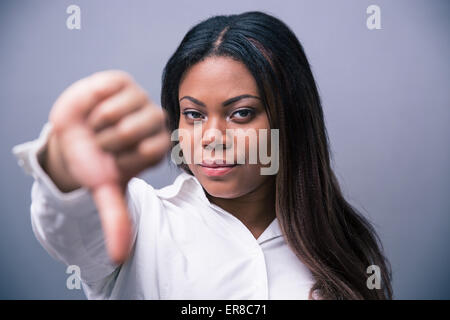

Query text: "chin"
[205, 187, 242, 199]
[197, 177, 244, 199]
[188, 164, 264, 200]
[193, 171, 242, 199]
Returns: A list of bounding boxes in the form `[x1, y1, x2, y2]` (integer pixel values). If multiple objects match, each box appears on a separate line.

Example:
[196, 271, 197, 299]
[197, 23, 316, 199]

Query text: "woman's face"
[178, 56, 274, 199]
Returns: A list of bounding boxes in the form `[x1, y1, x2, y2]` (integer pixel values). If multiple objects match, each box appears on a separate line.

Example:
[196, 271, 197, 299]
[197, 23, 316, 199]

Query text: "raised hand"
[43, 70, 171, 264]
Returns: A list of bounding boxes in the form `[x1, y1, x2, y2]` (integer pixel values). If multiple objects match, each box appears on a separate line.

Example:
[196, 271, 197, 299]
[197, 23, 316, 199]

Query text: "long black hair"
[161, 11, 393, 299]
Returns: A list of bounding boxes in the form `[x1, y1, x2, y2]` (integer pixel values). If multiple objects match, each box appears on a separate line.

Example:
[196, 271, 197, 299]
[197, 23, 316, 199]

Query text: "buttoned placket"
[186, 175, 272, 299]
[209, 202, 270, 299]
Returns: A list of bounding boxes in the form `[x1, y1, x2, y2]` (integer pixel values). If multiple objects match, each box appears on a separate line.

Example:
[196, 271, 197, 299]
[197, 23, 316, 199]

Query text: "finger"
[86, 85, 148, 132]
[115, 129, 172, 176]
[95, 106, 166, 153]
[92, 182, 132, 265]
[50, 70, 132, 130]
[57, 123, 120, 187]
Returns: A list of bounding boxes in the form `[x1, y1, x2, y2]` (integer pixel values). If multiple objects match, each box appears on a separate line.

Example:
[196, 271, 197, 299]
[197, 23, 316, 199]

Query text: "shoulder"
[124, 171, 204, 227]
[126, 171, 201, 207]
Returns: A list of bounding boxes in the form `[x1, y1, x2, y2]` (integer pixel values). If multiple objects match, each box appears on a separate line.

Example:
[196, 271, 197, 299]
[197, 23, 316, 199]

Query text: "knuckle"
[98, 105, 117, 123]
[80, 77, 110, 101]
[110, 70, 133, 83]
[143, 107, 163, 128]
[90, 86, 107, 102]
[92, 70, 132, 83]
[140, 109, 154, 126]
[137, 138, 155, 157]
[108, 71, 134, 89]
[139, 132, 171, 158]
[116, 121, 135, 141]
[89, 71, 132, 96]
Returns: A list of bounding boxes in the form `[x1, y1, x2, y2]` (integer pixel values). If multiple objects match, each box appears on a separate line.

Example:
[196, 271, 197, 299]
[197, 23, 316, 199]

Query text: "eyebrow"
[179, 94, 261, 107]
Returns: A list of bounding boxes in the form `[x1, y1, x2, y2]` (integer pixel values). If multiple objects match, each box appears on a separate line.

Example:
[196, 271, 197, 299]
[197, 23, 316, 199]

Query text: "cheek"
[234, 128, 272, 165]
[177, 127, 199, 164]
[179, 135, 192, 162]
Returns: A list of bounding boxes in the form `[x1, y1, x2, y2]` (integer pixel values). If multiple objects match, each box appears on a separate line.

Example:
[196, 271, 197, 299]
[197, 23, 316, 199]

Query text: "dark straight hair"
[161, 11, 393, 299]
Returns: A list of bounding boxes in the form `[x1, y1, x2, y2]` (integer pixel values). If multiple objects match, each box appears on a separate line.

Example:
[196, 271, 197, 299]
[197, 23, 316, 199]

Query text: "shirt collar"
[256, 218, 283, 245]
[156, 171, 283, 243]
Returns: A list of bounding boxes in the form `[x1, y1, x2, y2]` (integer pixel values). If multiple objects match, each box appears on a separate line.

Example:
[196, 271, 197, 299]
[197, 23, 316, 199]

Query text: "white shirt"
[12, 122, 315, 300]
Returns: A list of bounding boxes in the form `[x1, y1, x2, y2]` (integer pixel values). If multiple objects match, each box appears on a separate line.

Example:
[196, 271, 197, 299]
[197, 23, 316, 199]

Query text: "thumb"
[92, 182, 132, 265]
[58, 123, 133, 264]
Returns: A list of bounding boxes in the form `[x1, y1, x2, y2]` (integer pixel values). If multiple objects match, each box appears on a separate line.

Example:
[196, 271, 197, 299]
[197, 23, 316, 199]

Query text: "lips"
[200, 160, 236, 168]
[198, 160, 239, 177]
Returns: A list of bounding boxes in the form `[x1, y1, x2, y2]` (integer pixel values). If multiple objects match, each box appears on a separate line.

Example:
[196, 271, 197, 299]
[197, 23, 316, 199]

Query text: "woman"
[13, 11, 392, 300]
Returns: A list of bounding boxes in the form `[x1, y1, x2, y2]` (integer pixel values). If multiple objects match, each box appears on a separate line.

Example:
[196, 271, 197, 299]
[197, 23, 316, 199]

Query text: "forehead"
[178, 56, 258, 100]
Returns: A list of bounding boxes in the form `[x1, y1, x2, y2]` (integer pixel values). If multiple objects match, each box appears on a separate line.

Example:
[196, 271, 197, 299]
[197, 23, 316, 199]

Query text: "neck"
[205, 176, 276, 239]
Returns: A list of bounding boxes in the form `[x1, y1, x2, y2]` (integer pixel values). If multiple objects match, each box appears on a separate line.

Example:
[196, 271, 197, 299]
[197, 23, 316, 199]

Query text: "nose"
[200, 118, 232, 151]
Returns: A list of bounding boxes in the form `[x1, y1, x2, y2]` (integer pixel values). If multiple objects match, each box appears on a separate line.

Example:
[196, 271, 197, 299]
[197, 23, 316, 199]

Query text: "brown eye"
[231, 108, 254, 120]
[182, 110, 204, 120]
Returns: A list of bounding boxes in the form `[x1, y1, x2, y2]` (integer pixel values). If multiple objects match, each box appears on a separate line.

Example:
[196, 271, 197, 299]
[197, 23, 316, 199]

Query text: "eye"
[182, 110, 205, 120]
[230, 108, 255, 120]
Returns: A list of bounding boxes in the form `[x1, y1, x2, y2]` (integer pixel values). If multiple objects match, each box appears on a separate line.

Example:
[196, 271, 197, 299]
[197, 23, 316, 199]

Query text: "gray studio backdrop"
[0, 0, 448, 299]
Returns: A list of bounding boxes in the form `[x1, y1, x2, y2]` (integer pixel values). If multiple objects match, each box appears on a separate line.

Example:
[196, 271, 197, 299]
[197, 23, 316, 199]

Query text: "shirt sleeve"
[12, 122, 140, 287]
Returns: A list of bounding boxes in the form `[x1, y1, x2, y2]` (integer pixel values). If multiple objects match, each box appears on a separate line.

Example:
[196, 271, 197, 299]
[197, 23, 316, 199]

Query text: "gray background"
[0, 0, 448, 299]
